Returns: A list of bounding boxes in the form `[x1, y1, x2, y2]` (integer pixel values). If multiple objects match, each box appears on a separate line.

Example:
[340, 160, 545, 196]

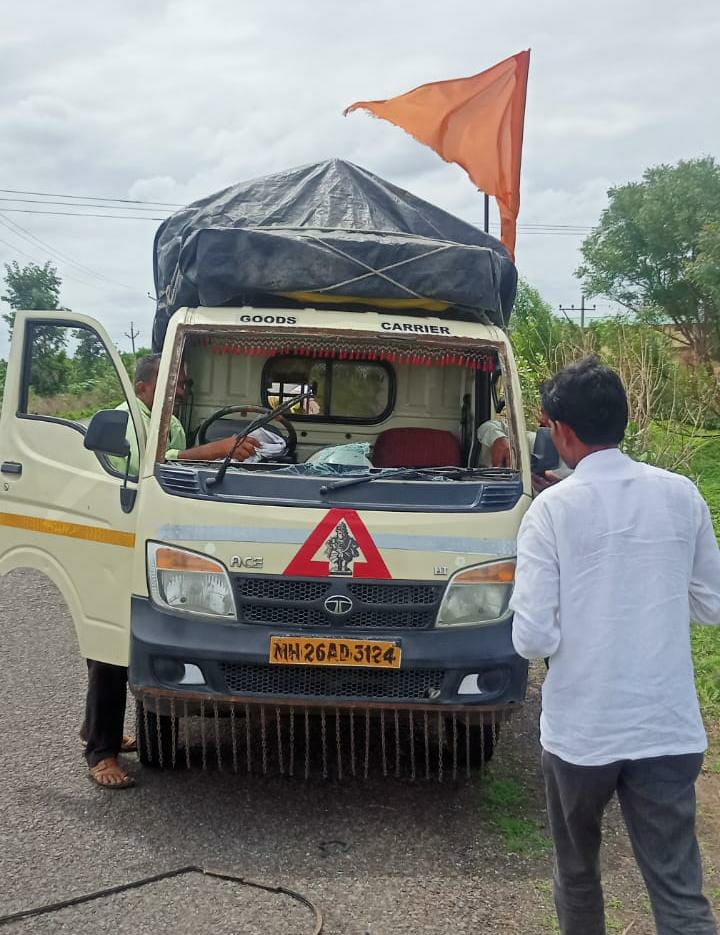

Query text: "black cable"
[0, 206, 165, 220]
[0, 211, 145, 293]
[0, 187, 184, 207]
[0, 196, 169, 212]
[0, 865, 324, 934]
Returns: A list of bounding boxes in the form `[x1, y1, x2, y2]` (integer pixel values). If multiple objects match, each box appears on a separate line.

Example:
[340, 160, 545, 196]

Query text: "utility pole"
[124, 321, 139, 354]
[558, 295, 596, 329]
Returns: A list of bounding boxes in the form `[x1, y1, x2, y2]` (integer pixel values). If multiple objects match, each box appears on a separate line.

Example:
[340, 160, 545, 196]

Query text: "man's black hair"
[540, 355, 628, 445]
[134, 354, 161, 386]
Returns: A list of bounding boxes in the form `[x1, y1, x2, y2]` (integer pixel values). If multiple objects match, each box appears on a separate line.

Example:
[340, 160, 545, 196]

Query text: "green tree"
[577, 157, 720, 363]
[2, 262, 68, 396]
[2, 260, 64, 337]
[0, 358, 6, 404]
[509, 280, 570, 421]
[72, 329, 108, 383]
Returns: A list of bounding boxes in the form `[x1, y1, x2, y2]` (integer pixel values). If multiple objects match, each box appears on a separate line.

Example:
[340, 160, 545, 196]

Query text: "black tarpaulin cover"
[152, 159, 517, 350]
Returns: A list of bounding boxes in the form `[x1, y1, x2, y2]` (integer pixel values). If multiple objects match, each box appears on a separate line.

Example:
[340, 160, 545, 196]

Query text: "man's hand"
[231, 436, 261, 462]
[491, 436, 512, 468]
[176, 435, 260, 463]
[531, 470, 563, 494]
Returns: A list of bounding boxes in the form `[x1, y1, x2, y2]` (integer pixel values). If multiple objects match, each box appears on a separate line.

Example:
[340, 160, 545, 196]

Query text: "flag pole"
[483, 193, 490, 233]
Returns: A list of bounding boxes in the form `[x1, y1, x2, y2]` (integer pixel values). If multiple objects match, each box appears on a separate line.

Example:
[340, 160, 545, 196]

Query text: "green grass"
[689, 435, 720, 719]
[481, 775, 552, 857]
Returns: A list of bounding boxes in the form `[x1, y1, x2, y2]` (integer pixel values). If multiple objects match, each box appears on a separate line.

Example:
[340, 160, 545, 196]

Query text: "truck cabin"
[157, 315, 524, 488]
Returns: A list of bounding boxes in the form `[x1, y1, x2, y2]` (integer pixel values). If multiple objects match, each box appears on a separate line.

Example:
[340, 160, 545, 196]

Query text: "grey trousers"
[542, 749, 717, 935]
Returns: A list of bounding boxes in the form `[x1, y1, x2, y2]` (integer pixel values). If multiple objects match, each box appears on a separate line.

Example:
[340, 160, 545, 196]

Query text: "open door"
[0, 311, 144, 665]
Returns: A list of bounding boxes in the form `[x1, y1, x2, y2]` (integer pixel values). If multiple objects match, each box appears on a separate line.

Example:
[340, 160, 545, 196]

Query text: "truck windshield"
[164, 331, 522, 506]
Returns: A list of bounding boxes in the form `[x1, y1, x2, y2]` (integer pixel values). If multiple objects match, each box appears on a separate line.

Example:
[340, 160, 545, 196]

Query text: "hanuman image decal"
[324, 520, 361, 576]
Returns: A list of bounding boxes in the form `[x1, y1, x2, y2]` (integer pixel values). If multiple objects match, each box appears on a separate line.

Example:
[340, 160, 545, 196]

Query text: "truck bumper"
[128, 596, 528, 713]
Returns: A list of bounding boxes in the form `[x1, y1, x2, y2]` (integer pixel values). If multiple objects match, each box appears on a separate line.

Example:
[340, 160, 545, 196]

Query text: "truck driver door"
[0, 311, 144, 665]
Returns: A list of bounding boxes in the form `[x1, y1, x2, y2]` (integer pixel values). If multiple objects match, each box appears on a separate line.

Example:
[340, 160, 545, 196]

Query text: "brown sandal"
[89, 757, 136, 789]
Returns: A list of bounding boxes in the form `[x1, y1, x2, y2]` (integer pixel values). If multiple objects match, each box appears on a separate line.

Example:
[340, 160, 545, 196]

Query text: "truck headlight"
[147, 543, 236, 620]
[436, 559, 515, 628]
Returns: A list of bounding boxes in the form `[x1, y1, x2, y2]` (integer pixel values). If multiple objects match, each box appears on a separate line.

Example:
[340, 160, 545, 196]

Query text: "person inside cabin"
[477, 415, 571, 489]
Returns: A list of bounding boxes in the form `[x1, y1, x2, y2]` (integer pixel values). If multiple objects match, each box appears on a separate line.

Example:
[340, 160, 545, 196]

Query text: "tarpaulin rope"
[304, 234, 453, 298]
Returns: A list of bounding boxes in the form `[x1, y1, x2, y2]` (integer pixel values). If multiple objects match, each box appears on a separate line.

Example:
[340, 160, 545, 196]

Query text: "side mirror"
[84, 410, 130, 458]
[531, 427, 559, 475]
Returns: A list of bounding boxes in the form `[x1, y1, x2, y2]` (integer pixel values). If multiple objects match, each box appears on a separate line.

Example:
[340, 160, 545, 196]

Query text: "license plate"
[269, 636, 401, 669]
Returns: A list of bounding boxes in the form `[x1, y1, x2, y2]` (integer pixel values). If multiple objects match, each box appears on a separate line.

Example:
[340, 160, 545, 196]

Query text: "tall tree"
[2, 261, 68, 395]
[576, 157, 720, 363]
[2, 260, 63, 337]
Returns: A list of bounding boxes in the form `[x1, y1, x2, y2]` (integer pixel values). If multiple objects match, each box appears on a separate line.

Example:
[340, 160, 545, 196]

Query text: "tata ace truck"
[0, 161, 532, 779]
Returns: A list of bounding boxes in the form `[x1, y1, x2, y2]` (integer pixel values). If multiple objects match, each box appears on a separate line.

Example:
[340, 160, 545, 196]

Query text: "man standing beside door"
[83, 354, 258, 788]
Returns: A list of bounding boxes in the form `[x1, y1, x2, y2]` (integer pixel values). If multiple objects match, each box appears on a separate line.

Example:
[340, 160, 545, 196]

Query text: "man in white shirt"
[509, 356, 720, 935]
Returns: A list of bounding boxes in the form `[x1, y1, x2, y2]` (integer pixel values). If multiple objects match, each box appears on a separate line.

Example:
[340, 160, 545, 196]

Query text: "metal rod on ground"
[230, 704, 238, 773]
[183, 700, 191, 769]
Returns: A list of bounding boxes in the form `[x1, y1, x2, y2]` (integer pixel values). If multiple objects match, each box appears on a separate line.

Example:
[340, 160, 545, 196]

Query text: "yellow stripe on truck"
[0, 512, 135, 548]
[279, 291, 451, 312]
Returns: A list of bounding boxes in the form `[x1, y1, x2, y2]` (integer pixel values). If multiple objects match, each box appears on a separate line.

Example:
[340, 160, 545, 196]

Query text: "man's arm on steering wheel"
[173, 436, 260, 463]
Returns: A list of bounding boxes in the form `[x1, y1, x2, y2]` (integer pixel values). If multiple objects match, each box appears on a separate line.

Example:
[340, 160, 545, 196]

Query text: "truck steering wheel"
[195, 405, 297, 457]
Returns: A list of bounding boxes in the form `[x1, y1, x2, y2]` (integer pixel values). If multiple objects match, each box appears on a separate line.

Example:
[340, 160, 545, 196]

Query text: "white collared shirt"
[509, 448, 720, 766]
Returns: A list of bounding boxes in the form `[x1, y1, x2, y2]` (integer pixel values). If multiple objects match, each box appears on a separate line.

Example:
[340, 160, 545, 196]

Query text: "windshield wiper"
[206, 391, 313, 490]
[318, 465, 517, 495]
[319, 467, 466, 495]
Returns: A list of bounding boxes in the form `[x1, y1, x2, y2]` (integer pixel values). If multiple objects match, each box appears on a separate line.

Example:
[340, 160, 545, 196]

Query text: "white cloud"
[1, 0, 719, 357]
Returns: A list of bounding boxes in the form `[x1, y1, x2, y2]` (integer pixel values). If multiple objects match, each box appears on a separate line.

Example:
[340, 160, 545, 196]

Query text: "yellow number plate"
[269, 636, 401, 669]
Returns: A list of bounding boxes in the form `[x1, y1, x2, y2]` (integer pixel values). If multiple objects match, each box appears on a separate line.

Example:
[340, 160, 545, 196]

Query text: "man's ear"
[551, 420, 575, 450]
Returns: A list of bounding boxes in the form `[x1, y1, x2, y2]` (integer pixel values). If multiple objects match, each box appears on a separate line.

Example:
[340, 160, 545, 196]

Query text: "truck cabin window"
[19, 323, 127, 423]
[17, 321, 138, 479]
[262, 356, 393, 423]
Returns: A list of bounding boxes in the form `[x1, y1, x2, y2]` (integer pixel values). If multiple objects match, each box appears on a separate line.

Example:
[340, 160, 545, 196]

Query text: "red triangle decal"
[284, 509, 391, 579]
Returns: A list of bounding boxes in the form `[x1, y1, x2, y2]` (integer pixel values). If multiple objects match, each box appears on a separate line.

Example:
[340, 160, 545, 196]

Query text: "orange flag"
[344, 50, 530, 259]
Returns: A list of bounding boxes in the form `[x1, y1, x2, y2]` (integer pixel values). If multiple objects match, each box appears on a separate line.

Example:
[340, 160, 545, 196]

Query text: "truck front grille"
[220, 663, 446, 700]
[233, 575, 444, 630]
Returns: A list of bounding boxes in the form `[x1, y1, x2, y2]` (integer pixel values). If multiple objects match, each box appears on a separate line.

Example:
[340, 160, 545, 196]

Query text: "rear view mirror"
[84, 409, 130, 458]
[531, 427, 559, 475]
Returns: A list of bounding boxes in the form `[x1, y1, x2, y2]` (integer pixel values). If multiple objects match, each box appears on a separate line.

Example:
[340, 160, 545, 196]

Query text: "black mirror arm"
[119, 452, 136, 513]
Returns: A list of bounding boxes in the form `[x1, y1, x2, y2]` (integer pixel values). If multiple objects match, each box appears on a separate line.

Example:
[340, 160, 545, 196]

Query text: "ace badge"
[284, 509, 391, 579]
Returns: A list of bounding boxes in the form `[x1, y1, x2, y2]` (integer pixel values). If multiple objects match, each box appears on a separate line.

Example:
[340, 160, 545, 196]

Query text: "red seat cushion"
[373, 428, 462, 469]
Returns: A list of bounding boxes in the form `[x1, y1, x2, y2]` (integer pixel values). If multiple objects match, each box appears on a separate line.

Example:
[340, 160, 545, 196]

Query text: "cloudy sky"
[1, 0, 719, 359]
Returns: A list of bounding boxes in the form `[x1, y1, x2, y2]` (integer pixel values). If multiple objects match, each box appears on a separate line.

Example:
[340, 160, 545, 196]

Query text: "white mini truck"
[0, 304, 532, 778]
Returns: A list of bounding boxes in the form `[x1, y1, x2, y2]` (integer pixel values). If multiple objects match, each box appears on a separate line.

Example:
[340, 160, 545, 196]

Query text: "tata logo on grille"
[324, 595, 353, 616]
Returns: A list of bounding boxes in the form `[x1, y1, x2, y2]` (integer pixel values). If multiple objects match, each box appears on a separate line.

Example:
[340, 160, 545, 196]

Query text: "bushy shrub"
[510, 287, 719, 472]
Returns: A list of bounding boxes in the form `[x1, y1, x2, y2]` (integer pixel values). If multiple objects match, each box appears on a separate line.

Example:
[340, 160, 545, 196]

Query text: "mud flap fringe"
[136, 694, 508, 782]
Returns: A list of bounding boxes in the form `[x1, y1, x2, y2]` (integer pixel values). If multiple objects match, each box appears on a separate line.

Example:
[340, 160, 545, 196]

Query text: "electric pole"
[124, 321, 139, 354]
[558, 295, 596, 329]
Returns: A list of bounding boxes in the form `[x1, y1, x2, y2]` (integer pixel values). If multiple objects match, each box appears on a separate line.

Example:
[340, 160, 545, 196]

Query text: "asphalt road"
[2, 568, 713, 934]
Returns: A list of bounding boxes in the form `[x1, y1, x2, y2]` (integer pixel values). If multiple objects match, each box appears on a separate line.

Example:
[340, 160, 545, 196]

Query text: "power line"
[0, 211, 151, 296]
[0, 187, 183, 207]
[0, 230, 109, 289]
[0, 206, 166, 221]
[559, 295, 597, 329]
[0, 196, 170, 213]
[0, 205, 596, 236]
